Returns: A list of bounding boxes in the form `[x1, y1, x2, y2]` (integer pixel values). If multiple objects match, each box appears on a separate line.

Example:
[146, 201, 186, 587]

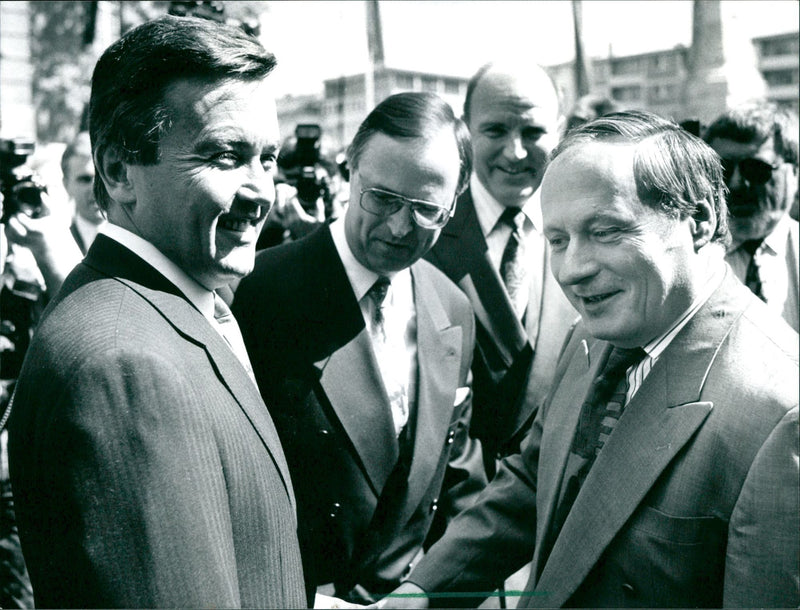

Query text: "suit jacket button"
[318, 428, 331, 437]
[329, 502, 341, 519]
[447, 430, 455, 445]
[621, 583, 635, 595]
[430, 498, 438, 513]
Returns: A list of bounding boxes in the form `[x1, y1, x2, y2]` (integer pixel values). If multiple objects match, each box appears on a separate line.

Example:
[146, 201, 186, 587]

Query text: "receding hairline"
[465, 61, 560, 121]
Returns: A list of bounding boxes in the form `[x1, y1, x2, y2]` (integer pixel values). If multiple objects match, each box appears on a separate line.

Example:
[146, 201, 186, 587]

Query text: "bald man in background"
[425, 61, 576, 481]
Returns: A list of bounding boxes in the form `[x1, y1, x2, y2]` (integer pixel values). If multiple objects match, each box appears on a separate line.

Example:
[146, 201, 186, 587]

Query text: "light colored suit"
[8, 235, 306, 608]
[425, 189, 576, 468]
[410, 268, 799, 608]
[233, 226, 486, 603]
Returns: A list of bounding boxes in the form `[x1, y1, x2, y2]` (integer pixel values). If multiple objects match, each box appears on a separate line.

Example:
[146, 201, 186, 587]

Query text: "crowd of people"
[0, 13, 797, 609]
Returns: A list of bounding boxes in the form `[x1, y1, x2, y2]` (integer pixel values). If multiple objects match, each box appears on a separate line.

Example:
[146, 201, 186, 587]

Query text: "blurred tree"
[29, 1, 267, 144]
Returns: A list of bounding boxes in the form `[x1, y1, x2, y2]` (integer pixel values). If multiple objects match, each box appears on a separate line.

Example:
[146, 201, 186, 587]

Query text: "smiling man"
[233, 92, 486, 605]
[380, 111, 799, 609]
[425, 61, 576, 480]
[7, 16, 306, 608]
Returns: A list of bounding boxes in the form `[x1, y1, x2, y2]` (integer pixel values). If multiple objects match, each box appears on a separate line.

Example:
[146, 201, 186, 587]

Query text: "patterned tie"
[213, 292, 257, 385]
[742, 239, 766, 302]
[499, 207, 527, 318]
[572, 346, 647, 459]
[367, 276, 391, 339]
[542, 345, 646, 568]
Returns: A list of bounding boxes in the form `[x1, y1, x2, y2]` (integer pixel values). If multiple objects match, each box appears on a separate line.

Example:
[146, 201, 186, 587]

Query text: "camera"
[279, 124, 332, 213]
[0, 138, 48, 223]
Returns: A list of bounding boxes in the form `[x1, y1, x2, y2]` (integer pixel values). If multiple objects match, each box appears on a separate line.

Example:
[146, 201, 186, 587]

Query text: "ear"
[689, 198, 716, 250]
[94, 146, 136, 207]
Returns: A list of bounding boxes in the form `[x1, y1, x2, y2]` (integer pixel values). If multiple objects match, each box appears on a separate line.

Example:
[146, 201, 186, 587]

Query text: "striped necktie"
[499, 206, 527, 318]
[742, 239, 766, 302]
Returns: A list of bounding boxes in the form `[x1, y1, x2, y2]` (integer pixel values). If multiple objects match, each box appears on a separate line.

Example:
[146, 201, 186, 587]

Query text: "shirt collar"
[470, 173, 542, 237]
[99, 223, 216, 320]
[329, 217, 410, 302]
[729, 212, 793, 257]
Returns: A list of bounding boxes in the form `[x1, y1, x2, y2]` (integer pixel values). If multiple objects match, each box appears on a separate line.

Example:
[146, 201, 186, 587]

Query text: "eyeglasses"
[720, 157, 779, 186]
[359, 187, 455, 229]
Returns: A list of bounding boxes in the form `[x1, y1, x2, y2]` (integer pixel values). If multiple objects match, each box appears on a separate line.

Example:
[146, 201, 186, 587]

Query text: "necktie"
[742, 239, 766, 302]
[542, 345, 646, 568]
[499, 207, 527, 318]
[213, 292, 257, 385]
[572, 346, 646, 459]
[367, 276, 391, 341]
[366, 277, 409, 436]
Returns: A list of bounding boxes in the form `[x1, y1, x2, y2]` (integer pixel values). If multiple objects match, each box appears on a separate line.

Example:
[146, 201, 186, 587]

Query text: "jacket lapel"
[529, 270, 750, 607]
[431, 190, 528, 366]
[399, 263, 463, 524]
[315, 331, 399, 497]
[82, 235, 297, 507]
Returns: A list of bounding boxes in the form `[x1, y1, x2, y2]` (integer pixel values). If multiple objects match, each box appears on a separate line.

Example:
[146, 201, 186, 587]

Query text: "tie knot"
[499, 206, 525, 231]
[368, 276, 391, 307]
[741, 239, 763, 257]
[599, 346, 646, 382]
[213, 292, 233, 321]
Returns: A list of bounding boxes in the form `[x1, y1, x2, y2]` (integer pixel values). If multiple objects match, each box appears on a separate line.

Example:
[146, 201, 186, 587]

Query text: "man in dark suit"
[234, 92, 486, 606]
[380, 111, 799, 608]
[703, 102, 798, 331]
[425, 62, 576, 477]
[7, 16, 306, 608]
[61, 131, 105, 255]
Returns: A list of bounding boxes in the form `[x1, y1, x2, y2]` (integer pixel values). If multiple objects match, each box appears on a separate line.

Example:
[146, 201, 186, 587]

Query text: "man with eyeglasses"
[704, 102, 799, 330]
[233, 92, 486, 606]
[61, 131, 105, 254]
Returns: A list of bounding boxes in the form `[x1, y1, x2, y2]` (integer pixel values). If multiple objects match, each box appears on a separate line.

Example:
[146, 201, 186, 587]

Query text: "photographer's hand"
[5, 209, 82, 296]
[272, 183, 325, 240]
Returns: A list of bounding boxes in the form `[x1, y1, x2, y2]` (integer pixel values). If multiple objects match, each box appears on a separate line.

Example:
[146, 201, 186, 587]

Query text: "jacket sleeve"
[723, 406, 800, 607]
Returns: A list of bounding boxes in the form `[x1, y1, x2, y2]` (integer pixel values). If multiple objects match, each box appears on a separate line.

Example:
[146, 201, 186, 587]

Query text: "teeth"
[219, 218, 252, 232]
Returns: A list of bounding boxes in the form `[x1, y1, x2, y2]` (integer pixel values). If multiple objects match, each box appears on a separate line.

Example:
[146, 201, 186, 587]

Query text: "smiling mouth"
[219, 216, 258, 232]
[579, 291, 619, 305]
[498, 166, 534, 177]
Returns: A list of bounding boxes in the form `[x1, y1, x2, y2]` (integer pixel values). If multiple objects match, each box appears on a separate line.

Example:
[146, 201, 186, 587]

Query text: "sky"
[257, 0, 800, 98]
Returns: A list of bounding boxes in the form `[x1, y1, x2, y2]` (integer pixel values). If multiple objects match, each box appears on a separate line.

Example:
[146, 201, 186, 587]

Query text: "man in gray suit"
[380, 111, 799, 608]
[7, 16, 306, 608]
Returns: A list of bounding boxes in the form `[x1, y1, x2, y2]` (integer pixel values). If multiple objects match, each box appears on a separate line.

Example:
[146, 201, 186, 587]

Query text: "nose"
[553, 239, 598, 287]
[502, 133, 527, 161]
[237, 163, 276, 217]
[385, 203, 414, 237]
[728, 162, 745, 190]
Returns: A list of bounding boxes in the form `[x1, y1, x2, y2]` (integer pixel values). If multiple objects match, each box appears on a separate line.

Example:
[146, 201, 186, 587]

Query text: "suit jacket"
[8, 235, 307, 608]
[233, 226, 486, 603]
[410, 267, 799, 608]
[425, 189, 576, 467]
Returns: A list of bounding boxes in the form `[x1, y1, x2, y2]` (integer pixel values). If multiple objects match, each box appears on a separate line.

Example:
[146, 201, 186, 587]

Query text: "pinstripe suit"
[8, 235, 307, 608]
[409, 269, 799, 607]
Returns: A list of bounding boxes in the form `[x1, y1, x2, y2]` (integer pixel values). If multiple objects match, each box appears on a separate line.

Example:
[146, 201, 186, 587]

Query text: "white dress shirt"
[330, 218, 417, 436]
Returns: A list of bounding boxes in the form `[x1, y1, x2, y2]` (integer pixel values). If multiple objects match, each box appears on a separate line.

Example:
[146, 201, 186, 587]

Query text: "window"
[394, 73, 414, 89]
[611, 85, 642, 102]
[420, 76, 438, 92]
[763, 69, 799, 86]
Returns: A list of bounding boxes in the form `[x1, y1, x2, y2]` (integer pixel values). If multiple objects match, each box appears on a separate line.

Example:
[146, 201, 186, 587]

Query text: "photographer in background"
[257, 124, 348, 248]
[1, 137, 82, 609]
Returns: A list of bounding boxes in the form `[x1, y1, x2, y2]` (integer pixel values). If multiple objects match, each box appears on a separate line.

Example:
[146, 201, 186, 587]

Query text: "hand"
[314, 592, 366, 608]
[369, 583, 429, 609]
[271, 183, 325, 239]
[5, 208, 82, 294]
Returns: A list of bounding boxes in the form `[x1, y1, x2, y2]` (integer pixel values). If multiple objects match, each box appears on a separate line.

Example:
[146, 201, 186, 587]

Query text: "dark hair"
[566, 94, 619, 133]
[89, 15, 276, 211]
[703, 101, 799, 167]
[551, 110, 731, 247]
[462, 61, 560, 125]
[347, 91, 472, 196]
